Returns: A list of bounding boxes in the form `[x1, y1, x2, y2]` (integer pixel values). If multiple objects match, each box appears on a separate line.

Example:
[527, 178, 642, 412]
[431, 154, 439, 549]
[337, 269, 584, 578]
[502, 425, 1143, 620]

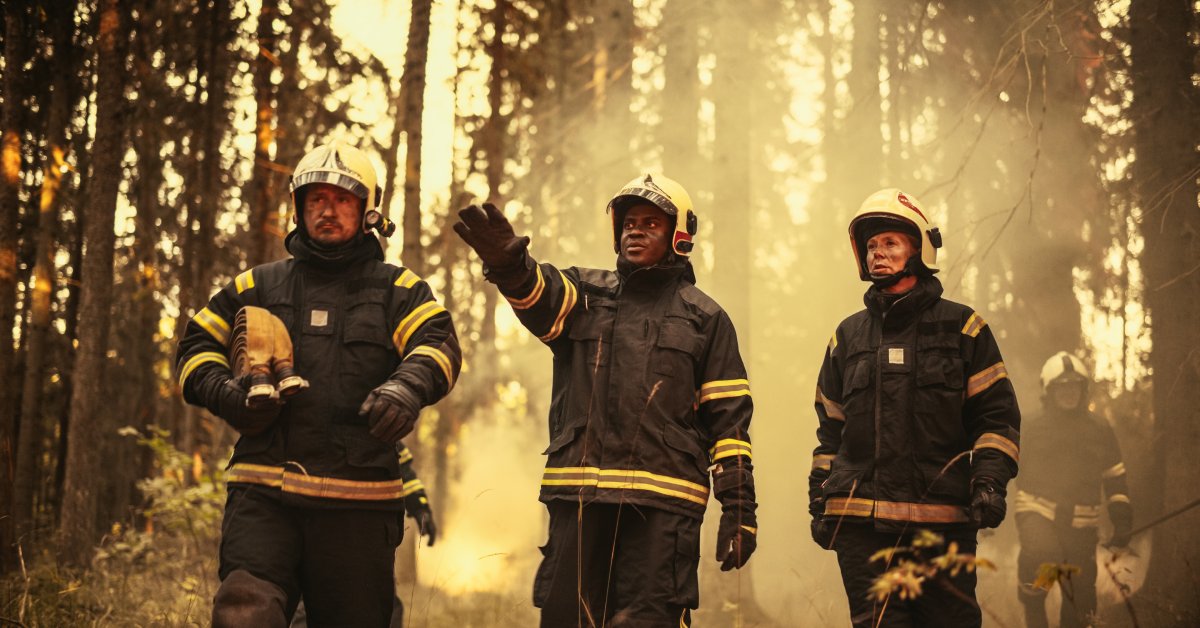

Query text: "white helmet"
[848, 188, 942, 280]
[1040, 351, 1089, 392]
[606, 174, 698, 257]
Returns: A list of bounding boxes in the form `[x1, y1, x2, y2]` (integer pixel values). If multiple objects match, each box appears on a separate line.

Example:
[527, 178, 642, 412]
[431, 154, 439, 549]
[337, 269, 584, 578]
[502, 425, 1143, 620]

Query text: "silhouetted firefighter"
[1015, 351, 1133, 628]
[808, 189, 1021, 627]
[176, 142, 461, 627]
[455, 174, 757, 627]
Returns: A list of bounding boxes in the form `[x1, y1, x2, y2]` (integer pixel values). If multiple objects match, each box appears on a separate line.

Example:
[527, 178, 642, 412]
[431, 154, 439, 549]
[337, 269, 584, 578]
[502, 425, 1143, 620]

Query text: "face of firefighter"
[1047, 381, 1086, 411]
[866, 231, 918, 293]
[620, 204, 672, 267]
[302, 182, 365, 246]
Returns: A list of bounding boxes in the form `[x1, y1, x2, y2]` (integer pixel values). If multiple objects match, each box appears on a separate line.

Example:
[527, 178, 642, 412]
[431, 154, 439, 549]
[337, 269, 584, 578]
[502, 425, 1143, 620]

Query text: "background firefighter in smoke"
[808, 188, 1022, 628]
[454, 174, 757, 626]
[1014, 351, 1134, 628]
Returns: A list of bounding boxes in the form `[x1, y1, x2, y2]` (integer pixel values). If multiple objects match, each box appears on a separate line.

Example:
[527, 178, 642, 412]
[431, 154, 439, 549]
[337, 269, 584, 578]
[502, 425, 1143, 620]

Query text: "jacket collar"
[616, 254, 695, 292]
[285, 229, 384, 271]
[864, 275, 943, 326]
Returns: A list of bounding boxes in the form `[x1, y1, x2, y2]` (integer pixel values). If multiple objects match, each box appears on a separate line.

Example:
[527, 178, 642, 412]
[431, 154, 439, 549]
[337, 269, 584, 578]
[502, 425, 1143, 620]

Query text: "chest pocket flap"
[344, 290, 392, 349]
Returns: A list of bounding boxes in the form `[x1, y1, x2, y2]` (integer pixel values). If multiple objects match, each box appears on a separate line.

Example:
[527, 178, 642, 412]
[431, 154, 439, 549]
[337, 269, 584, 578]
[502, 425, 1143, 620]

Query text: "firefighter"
[453, 174, 757, 627]
[175, 141, 461, 627]
[1014, 352, 1133, 628]
[808, 188, 1021, 628]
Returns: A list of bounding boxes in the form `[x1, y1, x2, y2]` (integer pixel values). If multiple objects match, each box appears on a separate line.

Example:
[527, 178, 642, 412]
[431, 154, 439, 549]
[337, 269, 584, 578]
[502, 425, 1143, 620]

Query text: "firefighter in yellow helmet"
[176, 141, 460, 626]
[808, 188, 1021, 627]
[1014, 352, 1133, 628]
[453, 174, 756, 627]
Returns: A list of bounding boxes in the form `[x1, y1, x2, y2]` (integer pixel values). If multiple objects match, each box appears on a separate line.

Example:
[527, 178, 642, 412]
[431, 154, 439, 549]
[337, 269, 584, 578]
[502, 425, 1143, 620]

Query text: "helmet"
[1040, 351, 1089, 392]
[290, 142, 393, 236]
[606, 173, 698, 257]
[848, 188, 942, 280]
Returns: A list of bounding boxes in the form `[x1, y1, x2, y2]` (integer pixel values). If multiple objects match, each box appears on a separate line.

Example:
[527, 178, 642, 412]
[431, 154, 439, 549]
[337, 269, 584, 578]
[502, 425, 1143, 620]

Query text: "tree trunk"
[659, 0, 700, 183]
[57, 0, 129, 567]
[1130, 0, 1200, 619]
[13, 0, 77, 549]
[249, 0, 281, 266]
[401, 0, 433, 275]
[0, 0, 29, 573]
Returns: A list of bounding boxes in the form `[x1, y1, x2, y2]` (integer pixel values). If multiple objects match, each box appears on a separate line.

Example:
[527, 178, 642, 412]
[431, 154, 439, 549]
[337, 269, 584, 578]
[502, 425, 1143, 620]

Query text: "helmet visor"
[291, 170, 370, 200]
[608, 187, 680, 217]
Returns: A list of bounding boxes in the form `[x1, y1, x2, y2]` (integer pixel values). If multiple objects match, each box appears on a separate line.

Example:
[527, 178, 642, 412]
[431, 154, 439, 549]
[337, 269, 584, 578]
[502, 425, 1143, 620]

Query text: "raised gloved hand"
[970, 477, 1007, 529]
[712, 459, 758, 571]
[405, 493, 438, 546]
[358, 381, 423, 444]
[1108, 500, 1133, 548]
[214, 374, 283, 436]
[453, 203, 532, 289]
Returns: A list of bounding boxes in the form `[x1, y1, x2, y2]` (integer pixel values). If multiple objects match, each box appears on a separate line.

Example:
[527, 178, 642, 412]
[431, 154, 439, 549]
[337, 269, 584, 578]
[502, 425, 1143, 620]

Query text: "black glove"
[811, 514, 836, 550]
[712, 459, 758, 571]
[211, 374, 283, 436]
[970, 477, 1007, 529]
[405, 493, 438, 546]
[358, 381, 423, 444]
[1108, 500, 1133, 548]
[453, 203, 532, 289]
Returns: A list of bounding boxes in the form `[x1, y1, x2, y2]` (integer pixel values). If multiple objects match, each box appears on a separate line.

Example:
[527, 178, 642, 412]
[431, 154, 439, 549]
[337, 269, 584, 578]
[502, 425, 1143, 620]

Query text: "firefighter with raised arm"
[808, 188, 1021, 628]
[454, 175, 757, 627]
[175, 142, 460, 627]
[1014, 351, 1134, 628]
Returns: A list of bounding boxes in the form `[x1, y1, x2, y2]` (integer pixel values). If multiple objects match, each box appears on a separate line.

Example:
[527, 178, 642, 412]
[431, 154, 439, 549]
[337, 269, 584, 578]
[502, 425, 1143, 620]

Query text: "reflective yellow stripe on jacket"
[226, 463, 406, 501]
[709, 438, 752, 462]
[698, 379, 750, 404]
[1013, 490, 1101, 528]
[824, 496, 970, 524]
[542, 467, 709, 506]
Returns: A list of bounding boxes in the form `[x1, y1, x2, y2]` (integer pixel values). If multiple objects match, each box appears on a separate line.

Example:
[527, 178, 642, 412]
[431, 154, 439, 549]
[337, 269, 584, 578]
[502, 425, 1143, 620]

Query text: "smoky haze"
[412, 1, 1163, 625]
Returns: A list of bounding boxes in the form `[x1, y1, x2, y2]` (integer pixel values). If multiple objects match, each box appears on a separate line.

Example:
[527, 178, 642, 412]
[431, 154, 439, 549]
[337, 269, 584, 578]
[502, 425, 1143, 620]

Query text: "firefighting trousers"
[1016, 512, 1099, 628]
[832, 522, 982, 628]
[214, 486, 403, 628]
[534, 501, 700, 628]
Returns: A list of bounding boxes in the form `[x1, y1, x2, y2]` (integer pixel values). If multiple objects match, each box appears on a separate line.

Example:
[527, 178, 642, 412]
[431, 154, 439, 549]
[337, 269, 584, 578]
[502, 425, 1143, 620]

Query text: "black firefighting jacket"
[1014, 407, 1129, 527]
[808, 277, 1020, 530]
[498, 256, 754, 520]
[175, 232, 460, 510]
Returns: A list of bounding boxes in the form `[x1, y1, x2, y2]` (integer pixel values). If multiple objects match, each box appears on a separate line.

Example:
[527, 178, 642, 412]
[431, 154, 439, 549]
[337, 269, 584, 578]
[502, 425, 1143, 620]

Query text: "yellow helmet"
[848, 188, 942, 280]
[1040, 351, 1089, 392]
[606, 174, 698, 257]
[290, 142, 390, 235]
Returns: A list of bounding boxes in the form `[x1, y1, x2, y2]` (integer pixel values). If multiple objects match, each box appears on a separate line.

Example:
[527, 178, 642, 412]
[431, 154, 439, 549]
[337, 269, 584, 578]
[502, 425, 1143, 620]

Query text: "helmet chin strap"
[868, 257, 919, 288]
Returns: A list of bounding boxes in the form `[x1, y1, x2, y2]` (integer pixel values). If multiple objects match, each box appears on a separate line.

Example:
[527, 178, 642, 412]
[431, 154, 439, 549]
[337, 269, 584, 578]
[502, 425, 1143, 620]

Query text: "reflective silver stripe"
[811, 454, 834, 471]
[538, 272, 577, 342]
[542, 467, 708, 506]
[698, 379, 750, 404]
[961, 312, 988, 338]
[226, 463, 405, 501]
[815, 386, 845, 421]
[974, 432, 1019, 462]
[967, 361, 1008, 398]
[709, 439, 752, 461]
[1102, 462, 1126, 479]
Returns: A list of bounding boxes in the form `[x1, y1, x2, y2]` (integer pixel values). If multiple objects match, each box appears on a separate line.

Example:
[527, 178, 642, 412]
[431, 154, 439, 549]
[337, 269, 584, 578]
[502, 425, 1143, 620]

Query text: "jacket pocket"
[914, 355, 967, 456]
[567, 300, 614, 366]
[917, 459, 970, 504]
[653, 320, 703, 375]
[821, 465, 866, 499]
[543, 421, 584, 456]
[334, 425, 400, 476]
[662, 422, 708, 479]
